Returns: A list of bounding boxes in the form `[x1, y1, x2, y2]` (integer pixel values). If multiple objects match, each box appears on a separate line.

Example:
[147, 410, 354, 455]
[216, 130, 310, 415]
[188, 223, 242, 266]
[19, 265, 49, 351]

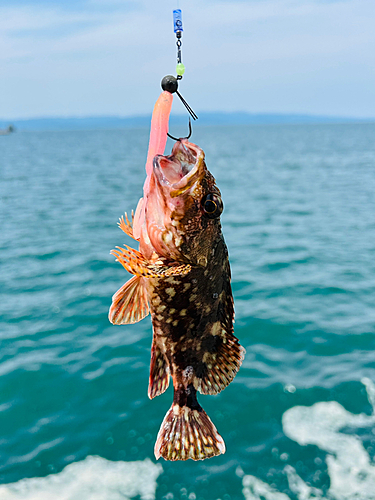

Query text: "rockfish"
[109, 91, 245, 461]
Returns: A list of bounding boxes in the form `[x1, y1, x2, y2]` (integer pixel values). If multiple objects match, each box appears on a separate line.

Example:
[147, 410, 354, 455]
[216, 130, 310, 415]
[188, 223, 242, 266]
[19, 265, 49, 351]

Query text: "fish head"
[145, 139, 224, 266]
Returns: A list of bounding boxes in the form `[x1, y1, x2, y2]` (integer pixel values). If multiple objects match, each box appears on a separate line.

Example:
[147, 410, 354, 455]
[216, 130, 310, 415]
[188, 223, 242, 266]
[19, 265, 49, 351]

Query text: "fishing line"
[161, 7, 198, 125]
[173, 8, 185, 81]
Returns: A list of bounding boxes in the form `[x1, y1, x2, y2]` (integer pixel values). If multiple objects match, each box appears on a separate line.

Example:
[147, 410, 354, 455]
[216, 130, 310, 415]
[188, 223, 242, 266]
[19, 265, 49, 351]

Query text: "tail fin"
[154, 402, 225, 461]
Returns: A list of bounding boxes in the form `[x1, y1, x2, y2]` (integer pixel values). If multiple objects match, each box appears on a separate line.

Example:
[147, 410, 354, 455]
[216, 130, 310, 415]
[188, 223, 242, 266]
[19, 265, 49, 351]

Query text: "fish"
[109, 90, 245, 461]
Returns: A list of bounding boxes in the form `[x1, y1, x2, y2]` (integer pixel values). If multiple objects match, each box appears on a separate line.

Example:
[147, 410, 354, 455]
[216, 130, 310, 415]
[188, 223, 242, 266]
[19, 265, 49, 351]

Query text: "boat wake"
[243, 378, 375, 500]
[0, 456, 162, 500]
[1, 380, 374, 500]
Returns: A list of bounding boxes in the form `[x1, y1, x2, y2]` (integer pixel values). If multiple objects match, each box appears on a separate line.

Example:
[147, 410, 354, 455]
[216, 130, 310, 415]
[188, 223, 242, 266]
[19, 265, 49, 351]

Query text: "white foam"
[283, 378, 375, 499]
[242, 474, 290, 500]
[242, 378, 375, 500]
[0, 456, 162, 500]
[284, 465, 323, 500]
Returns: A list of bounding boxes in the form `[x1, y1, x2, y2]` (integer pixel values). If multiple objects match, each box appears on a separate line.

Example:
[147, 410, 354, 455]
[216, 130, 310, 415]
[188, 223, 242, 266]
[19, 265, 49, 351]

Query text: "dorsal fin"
[195, 329, 245, 395]
[196, 253, 245, 395]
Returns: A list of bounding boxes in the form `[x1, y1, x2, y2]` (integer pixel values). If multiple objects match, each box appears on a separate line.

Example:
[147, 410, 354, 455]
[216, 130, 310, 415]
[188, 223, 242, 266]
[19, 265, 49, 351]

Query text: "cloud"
[0, 0, 374, 118]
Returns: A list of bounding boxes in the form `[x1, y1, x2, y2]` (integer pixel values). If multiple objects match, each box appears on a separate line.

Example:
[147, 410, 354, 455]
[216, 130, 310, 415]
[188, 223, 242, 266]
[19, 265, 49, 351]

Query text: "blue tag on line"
[173, 9, 183, 32]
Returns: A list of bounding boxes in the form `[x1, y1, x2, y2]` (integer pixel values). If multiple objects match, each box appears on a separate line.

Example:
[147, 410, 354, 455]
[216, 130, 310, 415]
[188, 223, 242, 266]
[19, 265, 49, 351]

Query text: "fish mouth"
[153, 140, 205, 197]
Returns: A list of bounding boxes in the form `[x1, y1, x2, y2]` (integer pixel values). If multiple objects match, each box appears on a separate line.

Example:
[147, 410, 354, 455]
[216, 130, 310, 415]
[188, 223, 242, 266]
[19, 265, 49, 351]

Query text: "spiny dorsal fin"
[154, 403, 225, 461]
[109, 275, 149, 325]
[148, 341, 170, 399]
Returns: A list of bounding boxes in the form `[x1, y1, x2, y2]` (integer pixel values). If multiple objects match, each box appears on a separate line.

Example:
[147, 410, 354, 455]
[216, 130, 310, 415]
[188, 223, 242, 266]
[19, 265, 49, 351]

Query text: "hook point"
[167, 117, 193, 142]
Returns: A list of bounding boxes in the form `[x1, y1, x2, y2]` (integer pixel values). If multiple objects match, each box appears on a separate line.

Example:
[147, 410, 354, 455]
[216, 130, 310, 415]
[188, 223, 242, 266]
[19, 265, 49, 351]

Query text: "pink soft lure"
[133, 91, 173, 241]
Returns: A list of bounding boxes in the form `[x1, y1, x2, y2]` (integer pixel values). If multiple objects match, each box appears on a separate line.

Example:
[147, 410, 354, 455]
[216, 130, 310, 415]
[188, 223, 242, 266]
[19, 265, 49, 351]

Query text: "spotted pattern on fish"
[148, 233, 244, 398]
[110, 136, 245, 462]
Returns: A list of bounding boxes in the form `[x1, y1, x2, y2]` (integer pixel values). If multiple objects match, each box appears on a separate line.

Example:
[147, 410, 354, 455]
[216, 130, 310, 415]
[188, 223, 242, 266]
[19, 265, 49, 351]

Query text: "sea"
[1, 123, 375, 500]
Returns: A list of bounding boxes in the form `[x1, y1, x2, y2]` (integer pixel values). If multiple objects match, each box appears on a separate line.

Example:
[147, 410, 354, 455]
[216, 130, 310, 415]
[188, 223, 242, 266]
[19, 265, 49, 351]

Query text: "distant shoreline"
[0, 112, 374, 132]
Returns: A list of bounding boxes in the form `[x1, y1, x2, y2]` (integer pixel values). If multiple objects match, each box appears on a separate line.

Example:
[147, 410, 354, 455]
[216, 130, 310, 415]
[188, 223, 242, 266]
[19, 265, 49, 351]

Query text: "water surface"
[1, 123, 375, 499]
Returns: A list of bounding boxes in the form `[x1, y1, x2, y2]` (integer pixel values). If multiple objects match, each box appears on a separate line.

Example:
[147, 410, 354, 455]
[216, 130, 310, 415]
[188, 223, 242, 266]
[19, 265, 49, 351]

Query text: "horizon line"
[1, 111, 375, 122]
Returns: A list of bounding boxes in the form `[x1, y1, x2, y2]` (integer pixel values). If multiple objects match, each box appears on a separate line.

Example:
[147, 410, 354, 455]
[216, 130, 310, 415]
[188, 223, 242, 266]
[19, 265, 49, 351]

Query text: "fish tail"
[154, 385, 225, 461]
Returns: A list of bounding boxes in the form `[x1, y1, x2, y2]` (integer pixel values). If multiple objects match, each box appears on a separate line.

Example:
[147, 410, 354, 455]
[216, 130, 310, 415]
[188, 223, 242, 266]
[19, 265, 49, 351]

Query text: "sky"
[0, 0, 374, 119]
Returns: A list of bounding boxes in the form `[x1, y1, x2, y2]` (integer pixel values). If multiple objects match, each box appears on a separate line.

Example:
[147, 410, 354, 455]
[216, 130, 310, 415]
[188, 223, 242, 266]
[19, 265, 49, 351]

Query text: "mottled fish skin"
[110, 139, 245, 461]
[148, 233, 242, 397]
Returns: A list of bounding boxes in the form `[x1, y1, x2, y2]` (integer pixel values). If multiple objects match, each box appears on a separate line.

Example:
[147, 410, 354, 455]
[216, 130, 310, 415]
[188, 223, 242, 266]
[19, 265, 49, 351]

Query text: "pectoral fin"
[111, 245, 191, 278]
[109, 275, 149, 324]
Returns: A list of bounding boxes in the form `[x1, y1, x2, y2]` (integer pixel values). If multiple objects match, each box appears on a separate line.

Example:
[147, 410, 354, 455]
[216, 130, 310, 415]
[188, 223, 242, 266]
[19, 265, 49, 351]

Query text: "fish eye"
[201, 193, 223, 219]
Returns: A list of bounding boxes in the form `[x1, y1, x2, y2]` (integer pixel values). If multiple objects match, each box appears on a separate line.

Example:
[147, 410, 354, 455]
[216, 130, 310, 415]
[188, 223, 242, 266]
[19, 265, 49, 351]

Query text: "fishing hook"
[167, 117, 192, 141]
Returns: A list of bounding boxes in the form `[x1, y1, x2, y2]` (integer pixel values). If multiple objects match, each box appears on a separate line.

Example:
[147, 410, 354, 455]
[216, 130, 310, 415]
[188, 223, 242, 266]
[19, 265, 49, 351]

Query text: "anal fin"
[111, 245, 191, 278]
[148, 341, 169, 399]
[109, 275, 149, 325]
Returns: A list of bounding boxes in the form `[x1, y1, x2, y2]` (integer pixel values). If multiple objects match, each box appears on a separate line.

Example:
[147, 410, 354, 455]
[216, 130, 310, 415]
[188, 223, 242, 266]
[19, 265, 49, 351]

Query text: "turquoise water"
[1, 124, 375, 499]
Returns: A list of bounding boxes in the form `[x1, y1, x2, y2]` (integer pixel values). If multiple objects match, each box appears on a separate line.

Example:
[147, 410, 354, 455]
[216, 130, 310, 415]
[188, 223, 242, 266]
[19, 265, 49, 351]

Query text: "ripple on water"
[1, 125, 375, 495]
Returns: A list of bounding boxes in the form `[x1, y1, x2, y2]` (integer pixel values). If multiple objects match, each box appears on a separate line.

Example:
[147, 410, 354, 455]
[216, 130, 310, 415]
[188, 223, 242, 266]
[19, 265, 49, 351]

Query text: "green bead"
[176, 63, 185, 76]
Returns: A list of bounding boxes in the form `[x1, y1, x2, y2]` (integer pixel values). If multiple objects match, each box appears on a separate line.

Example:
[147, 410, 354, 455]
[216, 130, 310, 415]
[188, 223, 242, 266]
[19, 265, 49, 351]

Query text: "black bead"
[161, 75, 178, 94]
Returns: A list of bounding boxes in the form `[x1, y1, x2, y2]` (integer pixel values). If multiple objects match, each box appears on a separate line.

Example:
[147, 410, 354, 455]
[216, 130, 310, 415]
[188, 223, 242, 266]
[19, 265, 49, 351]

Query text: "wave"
[0, 456, 162, 500]
[242, 378, 375, 500]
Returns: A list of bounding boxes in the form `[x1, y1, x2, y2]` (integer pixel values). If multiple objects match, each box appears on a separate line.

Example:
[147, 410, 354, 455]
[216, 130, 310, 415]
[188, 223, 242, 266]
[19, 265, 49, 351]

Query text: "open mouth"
[153, 140, 203, 188]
